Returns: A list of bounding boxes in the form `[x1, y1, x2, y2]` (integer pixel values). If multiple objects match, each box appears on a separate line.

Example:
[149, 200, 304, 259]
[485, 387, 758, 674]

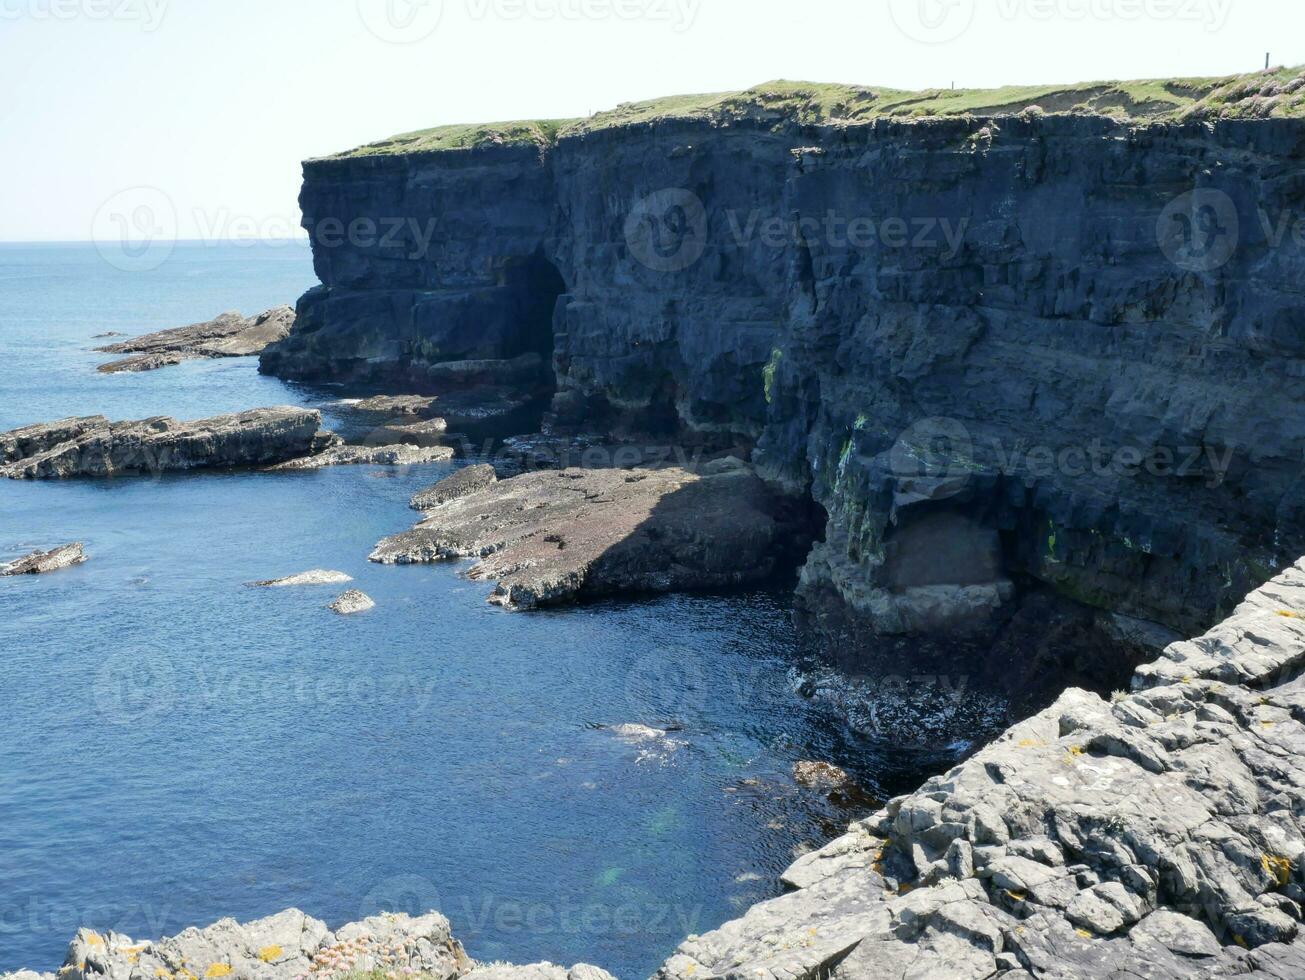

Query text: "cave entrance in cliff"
[507, 251, 566, 370]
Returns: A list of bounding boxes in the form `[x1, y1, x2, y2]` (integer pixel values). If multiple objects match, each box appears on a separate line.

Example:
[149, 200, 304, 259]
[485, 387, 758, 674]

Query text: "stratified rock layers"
[0, 408, 325, 478]
[263, 114, 1305, 643]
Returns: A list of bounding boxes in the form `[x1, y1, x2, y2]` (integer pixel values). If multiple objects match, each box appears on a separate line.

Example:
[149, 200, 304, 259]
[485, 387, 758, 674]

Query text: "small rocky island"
[94, 307, 295, 373]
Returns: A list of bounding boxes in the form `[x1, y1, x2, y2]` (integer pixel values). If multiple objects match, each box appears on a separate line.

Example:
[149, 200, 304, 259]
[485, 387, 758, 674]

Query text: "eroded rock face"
[0, 408, 326, 479]
[371, 462, 797, 609]
[653, 561, 1305, 979]
[96, 307, 295, 373]
[1, 543, 86, 576]
[0, 910, 616, 980]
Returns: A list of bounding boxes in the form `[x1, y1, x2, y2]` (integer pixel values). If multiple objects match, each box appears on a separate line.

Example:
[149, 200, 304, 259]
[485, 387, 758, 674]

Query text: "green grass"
[331, 118, 577, 158]
[325, 66, 1305, 160]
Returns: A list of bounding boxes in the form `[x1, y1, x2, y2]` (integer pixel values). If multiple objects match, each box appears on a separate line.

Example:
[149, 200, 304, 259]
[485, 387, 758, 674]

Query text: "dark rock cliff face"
[262, 113, 1305, 647]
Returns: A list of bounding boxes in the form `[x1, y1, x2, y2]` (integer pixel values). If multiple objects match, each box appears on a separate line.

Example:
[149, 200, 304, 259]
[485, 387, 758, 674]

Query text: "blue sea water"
[0, 243, 885, 978]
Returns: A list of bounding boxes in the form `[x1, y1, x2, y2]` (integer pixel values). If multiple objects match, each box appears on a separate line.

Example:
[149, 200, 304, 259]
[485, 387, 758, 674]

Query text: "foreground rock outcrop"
[0, 909, 612, 980]
[95, 307, 295, 373]
[1, 543, 86, 576]
[652, 561, 1305, 979]
[371, 460, 799, 608]
[0, 408, 328, 479]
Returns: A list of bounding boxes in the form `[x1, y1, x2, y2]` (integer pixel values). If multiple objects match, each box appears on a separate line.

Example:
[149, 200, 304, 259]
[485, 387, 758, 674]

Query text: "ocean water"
[0, 243, 894, 978]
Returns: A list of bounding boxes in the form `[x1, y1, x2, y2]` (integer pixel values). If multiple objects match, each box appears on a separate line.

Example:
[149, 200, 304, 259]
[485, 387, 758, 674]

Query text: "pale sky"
[1, 0, 1301, 242]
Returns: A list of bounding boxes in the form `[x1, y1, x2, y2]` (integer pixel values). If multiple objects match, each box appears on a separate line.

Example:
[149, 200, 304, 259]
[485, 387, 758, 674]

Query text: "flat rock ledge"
[1, 408, 329, 479]
[267, 444, 455, 471]
[370, 460, 790, 609]
[95, 307, 295, 373]
[653, 560, 1305, 980]
[247, 570, 353, 588]
[0, 909, 613, 980]
[1, 542, 86, 576]
[328, 589, 375, 614]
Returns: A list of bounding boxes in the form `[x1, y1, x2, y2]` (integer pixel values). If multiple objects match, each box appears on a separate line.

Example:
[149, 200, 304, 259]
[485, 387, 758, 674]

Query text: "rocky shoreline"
[652, 560, 1305, 978]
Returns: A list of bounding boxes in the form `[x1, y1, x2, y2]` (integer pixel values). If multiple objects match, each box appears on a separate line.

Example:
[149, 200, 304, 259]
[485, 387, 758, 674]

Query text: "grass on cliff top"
[333, 118, 577, 158]
[326, 66, 1305, 160]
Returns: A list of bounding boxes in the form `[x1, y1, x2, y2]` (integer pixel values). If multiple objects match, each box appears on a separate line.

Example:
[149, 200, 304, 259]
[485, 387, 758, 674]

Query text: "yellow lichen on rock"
[1262, 854, 1292, 887]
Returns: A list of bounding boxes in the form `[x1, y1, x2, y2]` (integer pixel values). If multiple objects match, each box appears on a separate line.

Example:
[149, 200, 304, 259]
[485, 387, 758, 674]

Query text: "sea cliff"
[262, 72, 1305, 653]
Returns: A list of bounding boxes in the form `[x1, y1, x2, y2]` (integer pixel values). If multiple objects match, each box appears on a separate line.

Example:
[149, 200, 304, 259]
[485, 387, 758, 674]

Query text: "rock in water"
[1, 543, 86, 576]
[0, 408, 325, 479]
[328, 590, 375, 614]
[350, 394, 440, 416]
[371, 463, 794, 608]
[375, 417, 450, 447]
[792, 760, 852, 789]
[410, 463, 498, 510]
[95, 307, 295, 373]
[267, 443, 455, 471]
[246, 569, 353, 587]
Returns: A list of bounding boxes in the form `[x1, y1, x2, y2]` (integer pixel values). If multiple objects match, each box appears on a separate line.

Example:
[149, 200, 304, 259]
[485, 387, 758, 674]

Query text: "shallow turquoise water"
[0, 243, 879, 978]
